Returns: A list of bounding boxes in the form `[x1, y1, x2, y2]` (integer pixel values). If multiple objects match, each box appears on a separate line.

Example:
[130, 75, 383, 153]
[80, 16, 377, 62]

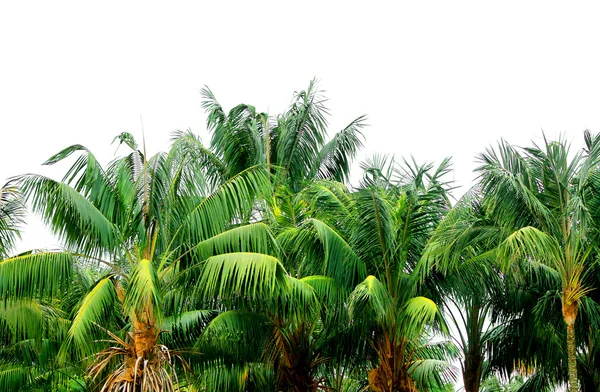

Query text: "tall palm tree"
[282, 156, 457, 391]
[14, 132, 275, 391]
[197, 80, 370, 390]
[189, 180, 365, 391]
[425, 190, 560, 391]
[351, 156, 456, 392]
[474, 132, 600, 391]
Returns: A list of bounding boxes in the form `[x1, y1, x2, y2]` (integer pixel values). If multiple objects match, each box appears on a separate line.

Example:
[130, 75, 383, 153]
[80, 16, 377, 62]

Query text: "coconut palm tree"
[14, 132, 277, 391]
[349, 156, 457, 392]
[197, 80, 371, 391]
[187, 180, 365, 392]
[201, 79, 366, 229]
[473, 132, 600, 392]
[424, 189, 546, 392]
[425, 181, 600, 391]
[280, 155, 458, 391]
[202, 78, 366, 186]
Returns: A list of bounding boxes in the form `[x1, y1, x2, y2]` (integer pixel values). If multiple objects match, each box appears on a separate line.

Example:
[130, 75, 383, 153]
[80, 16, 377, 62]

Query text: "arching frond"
[313, 115, 367, 182]
[61, 275, 118, 357]
[197, 252, 288, 301]
[0, 299, 61, 342]
[0, 185, 25, 257]
[348, 275, 394, 327]
[171, 165, 271, 248]
[199, 310, 270, 360]
[275, 78, 329, 190]
[300, 275, 345, 308]
[161, 309, 215, 338]
[350, 188, 395, 278]
[185, 222, 277, 265]
[169, 129, 227, 188]
[397, 296, 438, 341]
[0, 251, 72, 299]
[0, 364, 31, 391]
[408, 358, 456, 389]
[15, 174, 119, 257]
[496, 226, 562, 272]
[123, 259, 162, 320]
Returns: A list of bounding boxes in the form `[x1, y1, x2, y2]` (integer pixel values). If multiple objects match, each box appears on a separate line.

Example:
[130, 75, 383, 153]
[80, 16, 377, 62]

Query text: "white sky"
[1, 3, 598, 237]
[0, 4, 598, 231]
[1, 2, 598, 388]
[3, 1, 600, 256]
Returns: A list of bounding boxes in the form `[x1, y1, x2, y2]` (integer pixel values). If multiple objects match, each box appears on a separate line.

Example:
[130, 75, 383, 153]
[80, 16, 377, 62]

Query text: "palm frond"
[496, 226, 562, 273]
[123, 259, 162, 321]
[199, 310, 270, 360]
[0, 185, 25, 257]
[275, 78, 329, 190]
[348, 275, 394, 327]
[15, 174, 119, 257]
[197, 252, 288, 301]
[171, 165, 271, 248]
[313, 115, 367, 182]
[0, 252, 72, 299]
[61, 275, 118, 358]
[397, 296, 438, 341]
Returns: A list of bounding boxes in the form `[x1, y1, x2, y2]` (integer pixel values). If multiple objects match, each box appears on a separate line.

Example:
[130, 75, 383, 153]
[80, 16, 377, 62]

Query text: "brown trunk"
[275, 323, 320, 392]
[280, 367, 319, 392]
[132, 320, 158, 359]
[368, 335, 416, 392]
[563, 300, 579, 392]
[368, 366, 416, 392]
[463, 351, 482, 392]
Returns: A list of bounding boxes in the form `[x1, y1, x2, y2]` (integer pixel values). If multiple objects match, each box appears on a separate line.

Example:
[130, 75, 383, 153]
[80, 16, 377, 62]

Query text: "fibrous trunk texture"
[368, 336, 416, 392]
[563, 301, 579, 392]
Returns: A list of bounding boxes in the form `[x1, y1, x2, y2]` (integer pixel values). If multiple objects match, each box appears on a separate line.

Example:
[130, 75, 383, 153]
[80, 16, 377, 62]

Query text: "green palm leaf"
[61, 275, 118, 357]
[313, 115, 367, 183]
[0, 252, 72, 299]
[348, 275, 394, 327]
[16, 174, 119, 257]
[197, 252, 288, 300]
[0, 185, 25, 258]
[123, 258, 162, 320]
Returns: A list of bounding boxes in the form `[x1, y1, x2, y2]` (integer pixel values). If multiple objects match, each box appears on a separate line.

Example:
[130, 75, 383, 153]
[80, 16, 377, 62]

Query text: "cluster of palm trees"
[1, 80, 600, 391]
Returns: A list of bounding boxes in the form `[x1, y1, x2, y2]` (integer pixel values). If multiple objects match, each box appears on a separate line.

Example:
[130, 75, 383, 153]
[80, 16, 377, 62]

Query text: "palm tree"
[0, 186, 81, 390]
[191, 181, 364, 391]
[474, 132, 600, 391]
[425, 189, 560, 391]
[202, 79, 366, 184]
[283, 156, 457, 391]
[201, 79, 366, 225]
[14, 132, 276, 391]
[350, 156, 456, 392]
[198, 80, 370, 390]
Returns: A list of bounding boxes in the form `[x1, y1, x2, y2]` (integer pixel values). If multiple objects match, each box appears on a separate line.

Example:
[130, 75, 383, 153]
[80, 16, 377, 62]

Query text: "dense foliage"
[2, 80, 600, 391]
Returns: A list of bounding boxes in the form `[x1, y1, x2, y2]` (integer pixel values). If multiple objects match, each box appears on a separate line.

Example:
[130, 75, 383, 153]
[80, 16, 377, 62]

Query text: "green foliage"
[6, 82, 600, 392]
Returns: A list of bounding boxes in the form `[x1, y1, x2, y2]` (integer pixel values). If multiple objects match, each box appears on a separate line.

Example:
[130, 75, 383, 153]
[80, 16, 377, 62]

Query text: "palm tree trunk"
[567, 322, 579, 392]
[563, 300, 579, 392]
[368, 334, 416, 392]
[463, 351, 482, 392]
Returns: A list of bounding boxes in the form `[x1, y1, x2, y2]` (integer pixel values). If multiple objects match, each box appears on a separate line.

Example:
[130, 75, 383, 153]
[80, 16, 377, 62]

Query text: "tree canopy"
[2, 80, 600, 392]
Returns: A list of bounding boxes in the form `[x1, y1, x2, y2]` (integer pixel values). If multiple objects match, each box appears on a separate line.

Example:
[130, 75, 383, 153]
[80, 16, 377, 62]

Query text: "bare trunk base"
[368, 364, 416, 392]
